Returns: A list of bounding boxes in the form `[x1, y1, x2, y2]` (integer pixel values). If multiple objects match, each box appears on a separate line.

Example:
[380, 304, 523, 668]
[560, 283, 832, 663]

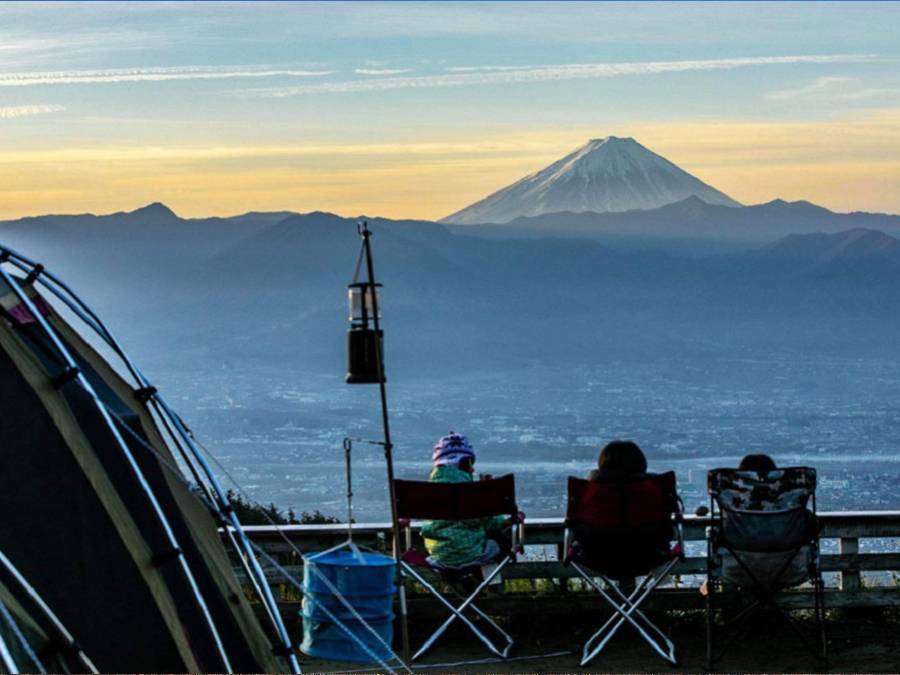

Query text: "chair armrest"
[674, 521, 686, 559]
[562, 527, 574, 566]
[511, 512, 525, 554]
[396, 519, 412, 552]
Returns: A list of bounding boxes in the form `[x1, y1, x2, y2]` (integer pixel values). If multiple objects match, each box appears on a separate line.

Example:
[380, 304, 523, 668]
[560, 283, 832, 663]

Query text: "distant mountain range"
[3, 131, 900, 375]
[2, 202, 899, 377]
[452, 196, 900, 250]
[441, 137, 741, 224]
[4, 202, 900, 285]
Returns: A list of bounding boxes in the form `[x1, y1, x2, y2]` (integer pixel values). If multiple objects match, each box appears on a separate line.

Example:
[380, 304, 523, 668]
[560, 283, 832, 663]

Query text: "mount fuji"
[441, 136, 741, 225]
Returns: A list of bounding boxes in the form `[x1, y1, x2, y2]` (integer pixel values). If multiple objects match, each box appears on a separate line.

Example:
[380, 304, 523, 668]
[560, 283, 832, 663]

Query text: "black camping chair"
[563, 473, 685, 666]
[392, 474, 523, 661]
[705, 466, 827, 669]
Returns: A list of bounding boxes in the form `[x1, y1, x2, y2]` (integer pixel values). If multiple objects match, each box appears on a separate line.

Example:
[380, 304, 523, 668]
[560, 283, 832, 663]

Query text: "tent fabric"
[0, 281, 283, 673]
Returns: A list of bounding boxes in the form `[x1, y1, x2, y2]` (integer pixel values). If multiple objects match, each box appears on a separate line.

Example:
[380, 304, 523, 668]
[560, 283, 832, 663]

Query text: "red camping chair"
[564, 473, 684, 666]
[392, 474, 522, 661]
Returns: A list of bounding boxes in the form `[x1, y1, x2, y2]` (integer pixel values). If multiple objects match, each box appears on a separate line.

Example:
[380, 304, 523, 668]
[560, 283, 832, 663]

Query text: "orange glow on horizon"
[2, 111, 900, 220]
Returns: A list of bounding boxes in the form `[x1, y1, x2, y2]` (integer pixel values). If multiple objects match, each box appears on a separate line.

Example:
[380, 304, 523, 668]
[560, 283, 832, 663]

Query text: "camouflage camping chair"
[705, 467, 827, 668]
[563, 473, 685, 666]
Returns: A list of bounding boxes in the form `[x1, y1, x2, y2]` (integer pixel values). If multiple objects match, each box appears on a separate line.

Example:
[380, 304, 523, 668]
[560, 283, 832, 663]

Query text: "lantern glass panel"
[348, 285, 381, 321]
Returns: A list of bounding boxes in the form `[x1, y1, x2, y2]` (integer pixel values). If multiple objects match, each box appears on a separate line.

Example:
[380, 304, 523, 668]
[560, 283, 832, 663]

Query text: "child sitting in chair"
[421, 432, 508, 569]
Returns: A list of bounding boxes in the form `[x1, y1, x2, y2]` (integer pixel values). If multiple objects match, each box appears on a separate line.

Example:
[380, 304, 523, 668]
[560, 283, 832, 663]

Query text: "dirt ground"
[300, 609, 900, 674]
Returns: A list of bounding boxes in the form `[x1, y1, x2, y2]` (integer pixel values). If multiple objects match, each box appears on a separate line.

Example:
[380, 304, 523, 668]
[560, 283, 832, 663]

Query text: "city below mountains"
[2, 137, 900, 376]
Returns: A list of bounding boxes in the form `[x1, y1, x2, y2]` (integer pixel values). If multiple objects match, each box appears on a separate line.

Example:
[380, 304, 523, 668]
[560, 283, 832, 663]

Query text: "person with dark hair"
[738, 454, 777, 472]
[576, 440, 674, 580]
[588, 440, 648, 480]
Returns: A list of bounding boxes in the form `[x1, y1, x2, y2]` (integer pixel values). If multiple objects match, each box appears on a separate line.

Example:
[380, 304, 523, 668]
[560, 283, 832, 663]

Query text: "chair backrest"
[565, 472, 680, 579]
[708, 467, 817, 552]
[566, 472, 679, 530]
[709, 467, 816, 512]
[393, 474, 517, 520]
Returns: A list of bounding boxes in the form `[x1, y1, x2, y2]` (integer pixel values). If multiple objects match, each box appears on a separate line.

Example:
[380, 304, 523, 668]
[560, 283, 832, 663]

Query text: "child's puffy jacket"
[420, 465, 507, 567]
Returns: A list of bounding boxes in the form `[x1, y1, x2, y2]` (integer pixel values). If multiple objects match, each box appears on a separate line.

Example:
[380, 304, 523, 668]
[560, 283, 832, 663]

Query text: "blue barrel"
[300, 549, 396, 662]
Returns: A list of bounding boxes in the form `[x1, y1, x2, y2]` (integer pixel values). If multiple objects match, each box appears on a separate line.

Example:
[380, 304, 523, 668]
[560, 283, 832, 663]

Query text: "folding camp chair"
[392, 474, 522, 661]
[563, 473, 684, 666]
[706, 466, 827, 669]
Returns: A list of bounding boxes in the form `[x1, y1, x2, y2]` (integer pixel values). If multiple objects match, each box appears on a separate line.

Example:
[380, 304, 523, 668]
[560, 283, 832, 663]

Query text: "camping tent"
[0, 249, 294, 673]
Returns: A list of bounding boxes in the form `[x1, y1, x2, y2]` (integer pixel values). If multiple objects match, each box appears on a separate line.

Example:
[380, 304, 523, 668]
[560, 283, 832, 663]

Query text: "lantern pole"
[357, 221, 410, 662]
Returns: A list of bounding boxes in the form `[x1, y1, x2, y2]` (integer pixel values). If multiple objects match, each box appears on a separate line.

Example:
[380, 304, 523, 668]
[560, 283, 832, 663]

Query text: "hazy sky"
[2, 1, 900, 219]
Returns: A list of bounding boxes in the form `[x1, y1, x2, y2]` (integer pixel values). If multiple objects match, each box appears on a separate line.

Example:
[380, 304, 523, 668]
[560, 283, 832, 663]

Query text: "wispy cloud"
[0, 104, 65, 119]
[445, 65, 537, 73]
[240, 54, 877, 98]
[0, 139, 554, 164]
[765, 76, 852, 100]
[766, 75, 900, 102]
[836, 87, 900, 101]
[354, 68, 411, 76]
[0, 65, 331, 87]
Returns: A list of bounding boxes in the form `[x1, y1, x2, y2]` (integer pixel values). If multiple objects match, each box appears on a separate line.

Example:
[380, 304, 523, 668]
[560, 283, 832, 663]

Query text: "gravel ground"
[298, 609, 900, 674]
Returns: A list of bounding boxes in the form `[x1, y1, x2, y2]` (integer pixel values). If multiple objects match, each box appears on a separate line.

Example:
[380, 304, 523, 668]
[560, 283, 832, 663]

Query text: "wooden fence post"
[839, 537, 860, 591]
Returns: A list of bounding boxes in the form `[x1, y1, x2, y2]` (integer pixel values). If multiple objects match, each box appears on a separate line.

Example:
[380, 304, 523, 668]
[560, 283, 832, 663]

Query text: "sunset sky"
[2, 1, 900, 220]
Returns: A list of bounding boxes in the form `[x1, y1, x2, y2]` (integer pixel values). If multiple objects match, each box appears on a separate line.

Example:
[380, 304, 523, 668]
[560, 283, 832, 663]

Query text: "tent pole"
[359, 223, 410, 663]
[0, 246, 300, 674]
[0, 549, 99, 673]
[153, 395, 302, 674]
[0, 628, 19, 674]
[0, 266, 234, 674]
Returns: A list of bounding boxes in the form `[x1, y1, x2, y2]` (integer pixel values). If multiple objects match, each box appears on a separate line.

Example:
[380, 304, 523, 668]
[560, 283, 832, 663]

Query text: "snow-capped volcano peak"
[440, 136, 741, 225]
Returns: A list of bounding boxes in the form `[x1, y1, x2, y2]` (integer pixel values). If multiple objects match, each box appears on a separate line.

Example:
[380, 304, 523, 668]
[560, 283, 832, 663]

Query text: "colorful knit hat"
[432, 432, 475, 467]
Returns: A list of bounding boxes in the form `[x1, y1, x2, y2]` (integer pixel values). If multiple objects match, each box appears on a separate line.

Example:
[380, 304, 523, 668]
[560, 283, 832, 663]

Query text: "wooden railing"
[234, 511, 900, 613]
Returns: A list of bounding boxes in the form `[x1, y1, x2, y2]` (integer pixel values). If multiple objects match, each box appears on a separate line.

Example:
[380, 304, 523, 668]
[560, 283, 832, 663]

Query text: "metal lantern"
[346, 281, 385, 384]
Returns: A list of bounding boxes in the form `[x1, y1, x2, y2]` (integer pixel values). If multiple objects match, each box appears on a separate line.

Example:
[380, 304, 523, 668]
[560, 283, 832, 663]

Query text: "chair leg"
[400, 561, 513, 661]
[605, 573, 678, 662]
[816, 576, 828, 665]
[398, 579, 411, 663]
[572, 561, 678, 666]
[711, 595, 762, 666]
[579, 574, 654, 665]
[444, 580, 514, 657]
[705, 577, 714, 671]
[466, 603, 515, 654]
[720, 545, 829, 665]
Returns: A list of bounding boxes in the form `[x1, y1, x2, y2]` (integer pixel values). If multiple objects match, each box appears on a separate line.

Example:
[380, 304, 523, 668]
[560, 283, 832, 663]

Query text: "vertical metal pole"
[359, 223, 411, 663]
[344, 438, 354, 544]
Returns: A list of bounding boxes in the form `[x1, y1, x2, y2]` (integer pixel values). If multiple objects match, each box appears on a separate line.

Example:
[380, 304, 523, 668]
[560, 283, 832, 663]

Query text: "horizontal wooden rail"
[231, 511, 900, 610]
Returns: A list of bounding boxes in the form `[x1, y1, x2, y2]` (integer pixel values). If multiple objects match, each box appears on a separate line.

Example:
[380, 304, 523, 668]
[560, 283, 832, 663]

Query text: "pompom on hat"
[432, 432, 475, 467]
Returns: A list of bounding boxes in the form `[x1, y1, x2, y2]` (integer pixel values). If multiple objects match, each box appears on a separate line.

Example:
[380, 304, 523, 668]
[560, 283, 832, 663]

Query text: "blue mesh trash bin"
[300, 549, 396, 662]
